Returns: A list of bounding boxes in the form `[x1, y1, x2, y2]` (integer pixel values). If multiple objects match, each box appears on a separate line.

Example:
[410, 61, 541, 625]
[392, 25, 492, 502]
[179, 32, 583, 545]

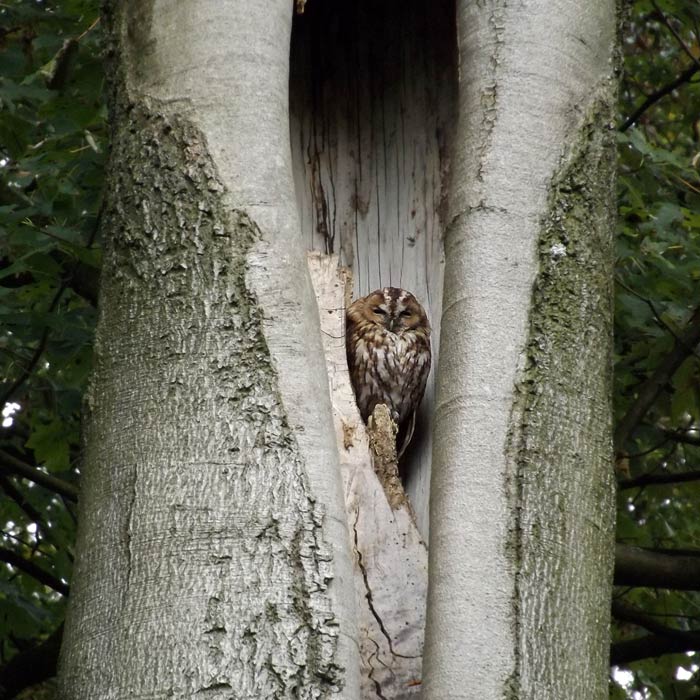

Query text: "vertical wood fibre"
[289, 0, 457, 534]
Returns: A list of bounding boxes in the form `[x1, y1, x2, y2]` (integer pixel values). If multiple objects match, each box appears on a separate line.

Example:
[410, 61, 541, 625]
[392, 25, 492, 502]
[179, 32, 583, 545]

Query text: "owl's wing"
[397, 409, 416, 459]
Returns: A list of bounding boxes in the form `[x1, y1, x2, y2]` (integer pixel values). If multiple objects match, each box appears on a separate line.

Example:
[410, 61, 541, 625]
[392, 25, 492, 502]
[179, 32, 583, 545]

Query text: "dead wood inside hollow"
[308, 252, 427, 699]
[289, 0, 457, 537]
[367, 403, 413, 513]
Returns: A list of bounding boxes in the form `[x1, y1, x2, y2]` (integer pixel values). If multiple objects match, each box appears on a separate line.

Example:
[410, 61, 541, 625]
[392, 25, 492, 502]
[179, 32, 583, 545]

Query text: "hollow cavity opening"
[290, 0, 457, 535]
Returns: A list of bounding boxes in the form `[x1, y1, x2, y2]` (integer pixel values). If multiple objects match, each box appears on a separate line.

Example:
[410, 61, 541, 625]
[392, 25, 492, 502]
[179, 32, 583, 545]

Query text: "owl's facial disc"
[359, 287, 429, 334]
[376, 300, 399, 333]
[371, 303, 389, 326]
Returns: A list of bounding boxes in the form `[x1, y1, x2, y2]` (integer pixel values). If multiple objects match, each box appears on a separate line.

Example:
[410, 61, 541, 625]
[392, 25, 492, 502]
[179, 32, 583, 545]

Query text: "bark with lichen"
[58, 2, 358, 697]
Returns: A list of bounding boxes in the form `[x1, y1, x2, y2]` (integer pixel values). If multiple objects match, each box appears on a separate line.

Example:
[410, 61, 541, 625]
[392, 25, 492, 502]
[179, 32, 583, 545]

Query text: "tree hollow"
[289, 0, 457, 534]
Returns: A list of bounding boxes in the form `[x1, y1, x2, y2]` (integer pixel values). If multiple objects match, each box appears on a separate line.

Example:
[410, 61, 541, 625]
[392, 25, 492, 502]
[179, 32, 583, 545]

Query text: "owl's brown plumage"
[346, 287, 431, 455]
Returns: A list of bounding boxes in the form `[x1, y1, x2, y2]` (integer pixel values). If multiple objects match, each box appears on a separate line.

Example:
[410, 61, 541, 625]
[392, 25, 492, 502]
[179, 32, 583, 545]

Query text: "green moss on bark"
[506, 89, 617, 699]
[64, 14, 345, 696]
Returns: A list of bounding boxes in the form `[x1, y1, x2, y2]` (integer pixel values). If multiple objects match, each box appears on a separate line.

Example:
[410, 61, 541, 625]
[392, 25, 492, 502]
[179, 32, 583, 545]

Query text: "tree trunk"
[423, 2, 618, 699]
[58, 0, 619, 698]
[58, 2, 359, 697]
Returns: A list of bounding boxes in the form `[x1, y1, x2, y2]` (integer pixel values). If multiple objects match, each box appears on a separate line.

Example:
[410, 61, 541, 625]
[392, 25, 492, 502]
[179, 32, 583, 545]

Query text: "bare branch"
[611, 630, 700, 665]
[0, 450, 78, 502]
[615, 278, 686, 348]
[0, 476, 50, 538]
[0, 286, 66, 408]
[651, 2, 700, 69]
[619, 63, 700, 132]
[611, 599, 700, 664]
[662, 427, 700, 447]
[0, 548, 68, 596]
[619, 468, 700, 490]
[615, 543, 700, 591]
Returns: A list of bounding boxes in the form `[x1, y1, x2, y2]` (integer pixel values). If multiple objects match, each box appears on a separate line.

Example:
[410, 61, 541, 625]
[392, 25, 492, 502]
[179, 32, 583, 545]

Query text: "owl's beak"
[386, 317, 397, 333]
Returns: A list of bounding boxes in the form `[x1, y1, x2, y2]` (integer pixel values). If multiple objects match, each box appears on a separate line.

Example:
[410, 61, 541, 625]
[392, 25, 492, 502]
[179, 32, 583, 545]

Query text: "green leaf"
[25, 419, 72, 473]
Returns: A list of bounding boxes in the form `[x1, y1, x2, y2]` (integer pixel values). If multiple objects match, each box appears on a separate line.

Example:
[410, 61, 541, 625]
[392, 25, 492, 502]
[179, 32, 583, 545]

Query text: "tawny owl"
[346, 287, 431, 456]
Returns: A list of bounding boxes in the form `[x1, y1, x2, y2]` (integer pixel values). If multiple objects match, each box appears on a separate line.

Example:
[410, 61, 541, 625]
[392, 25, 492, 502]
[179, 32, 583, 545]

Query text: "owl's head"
[349, 287, 430, 335]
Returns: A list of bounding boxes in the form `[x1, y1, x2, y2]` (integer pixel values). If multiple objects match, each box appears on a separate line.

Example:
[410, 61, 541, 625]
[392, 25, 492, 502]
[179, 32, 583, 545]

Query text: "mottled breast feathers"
[346, 287, 431, 454]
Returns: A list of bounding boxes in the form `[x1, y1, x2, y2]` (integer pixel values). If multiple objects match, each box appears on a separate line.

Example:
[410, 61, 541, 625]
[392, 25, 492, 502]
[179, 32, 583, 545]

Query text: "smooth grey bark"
[58, 2, 359, 698]
[424, 1, 618, 699]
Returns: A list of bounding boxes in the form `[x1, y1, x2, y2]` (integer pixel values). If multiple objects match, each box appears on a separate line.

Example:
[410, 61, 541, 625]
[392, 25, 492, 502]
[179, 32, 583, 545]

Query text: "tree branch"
[0, 548, 68, 596]
[0, 476, 51, 540]
[614, 307, 700, 452]
[615, 278, 685, 350]
[619, 468, 700, 490]
[0, 624, 62, 700]
[611, 600, 700, 665]
[615, 543, 700, 591]
[662, 427, 700, 447]
[651, 2, 700, 69]
[611, 630, 700, 665]
[619, 63, 700, 132]
[0, 450, 79, 502]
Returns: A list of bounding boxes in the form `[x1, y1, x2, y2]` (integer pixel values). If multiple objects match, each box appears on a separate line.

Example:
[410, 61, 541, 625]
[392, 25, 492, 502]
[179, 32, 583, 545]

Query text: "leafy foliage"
[0, 0, 103, 682]
[613, 0, 700, 697]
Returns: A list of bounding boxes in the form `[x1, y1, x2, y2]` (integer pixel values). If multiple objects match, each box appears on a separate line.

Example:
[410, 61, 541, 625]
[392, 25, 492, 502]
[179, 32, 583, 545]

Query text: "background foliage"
[0, 0, 102, 694]
[614, 1, 700, 698]
[0, 0, 699, 698]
